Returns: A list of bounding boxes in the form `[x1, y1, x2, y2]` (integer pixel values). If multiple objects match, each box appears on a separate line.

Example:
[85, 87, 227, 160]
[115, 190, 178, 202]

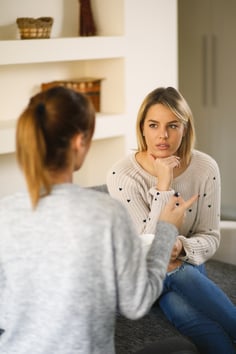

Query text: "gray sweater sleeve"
[112, 204, 177, 319]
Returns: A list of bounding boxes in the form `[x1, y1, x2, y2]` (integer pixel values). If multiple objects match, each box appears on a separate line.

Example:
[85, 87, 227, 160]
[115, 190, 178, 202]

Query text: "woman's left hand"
[167, 259, 182, 272]
[170, 238, 184, 262]
[167, 239, 185, 272]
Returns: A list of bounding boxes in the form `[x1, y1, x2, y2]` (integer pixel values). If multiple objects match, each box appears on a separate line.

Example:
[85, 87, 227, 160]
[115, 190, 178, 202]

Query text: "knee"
[159, 293, 192, 325]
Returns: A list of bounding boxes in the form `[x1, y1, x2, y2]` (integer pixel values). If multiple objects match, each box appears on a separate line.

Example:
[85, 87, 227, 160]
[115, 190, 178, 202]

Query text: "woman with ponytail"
[0, 86, 197, 354]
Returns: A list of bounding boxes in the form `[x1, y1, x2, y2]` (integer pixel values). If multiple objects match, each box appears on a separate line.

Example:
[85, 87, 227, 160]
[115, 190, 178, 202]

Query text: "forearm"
[117, 221, 178, 319]
[178, 229, 220, 265]
[176, 162, 221, 265]
[144, 188, 175, 233]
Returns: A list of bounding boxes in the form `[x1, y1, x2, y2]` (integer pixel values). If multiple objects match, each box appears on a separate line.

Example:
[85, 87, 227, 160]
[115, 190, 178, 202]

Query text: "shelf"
[93, 113, 126, 140]
[0, 113, 126, 155]
[0, 36, 125, 65]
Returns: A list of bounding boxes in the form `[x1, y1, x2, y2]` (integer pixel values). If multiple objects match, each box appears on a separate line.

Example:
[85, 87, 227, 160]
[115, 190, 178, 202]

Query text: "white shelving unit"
[0, 0, 178, 195]
[0, 113, 126, 155]
[0, 0, 127, 187]
[0, 36, 125, 65]
[0, 36, 127, 153]
[0, 35, 126, 155]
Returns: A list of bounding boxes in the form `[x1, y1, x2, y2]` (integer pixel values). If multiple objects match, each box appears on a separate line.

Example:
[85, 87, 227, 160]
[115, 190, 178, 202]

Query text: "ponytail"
[16, 87, 95, 208]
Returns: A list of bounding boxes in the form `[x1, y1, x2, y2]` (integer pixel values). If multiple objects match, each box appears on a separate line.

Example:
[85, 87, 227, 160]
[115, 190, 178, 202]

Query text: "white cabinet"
[0, 0, 126, 186]
[0, 1, 126, 150]
[178, 0, 236, 219]
[0, 0, 178, 195]
[0, 36, 126, 154]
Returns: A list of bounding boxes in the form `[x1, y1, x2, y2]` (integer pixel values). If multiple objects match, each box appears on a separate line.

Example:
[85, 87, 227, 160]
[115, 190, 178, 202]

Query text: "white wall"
[0, 154, 26, 196]
[124, 0, 178, 151]
[0, 0, 177, 197]
[0, 0, 78, 39]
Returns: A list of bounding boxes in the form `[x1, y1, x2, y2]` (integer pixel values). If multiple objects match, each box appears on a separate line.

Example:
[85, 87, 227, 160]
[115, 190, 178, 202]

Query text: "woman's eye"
[148, 123, 180, 129]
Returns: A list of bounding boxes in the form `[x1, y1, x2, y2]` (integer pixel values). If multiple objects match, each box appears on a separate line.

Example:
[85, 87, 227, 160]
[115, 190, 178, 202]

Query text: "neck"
[49, 169, 73, 185]
[135, 151, 156, 175]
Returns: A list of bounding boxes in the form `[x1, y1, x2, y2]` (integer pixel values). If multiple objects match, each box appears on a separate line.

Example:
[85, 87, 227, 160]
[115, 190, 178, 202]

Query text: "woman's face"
[142, 103, 185, 158]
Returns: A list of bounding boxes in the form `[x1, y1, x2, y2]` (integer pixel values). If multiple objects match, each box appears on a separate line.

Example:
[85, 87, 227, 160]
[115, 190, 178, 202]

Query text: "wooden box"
[41, 78, 103, 112]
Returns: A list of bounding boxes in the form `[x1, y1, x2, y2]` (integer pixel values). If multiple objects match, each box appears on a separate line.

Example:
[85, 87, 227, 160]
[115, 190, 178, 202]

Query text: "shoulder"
[107, 153, 136, 174]
[191, 149, 220, 175]
[0, 192, 29, 211]
[107, 152, 149, 181]
[107, 152, 154, 197]
[107, 152, 139, 184]
[0, 192, 31, 229]
[79, 185, 127, 216]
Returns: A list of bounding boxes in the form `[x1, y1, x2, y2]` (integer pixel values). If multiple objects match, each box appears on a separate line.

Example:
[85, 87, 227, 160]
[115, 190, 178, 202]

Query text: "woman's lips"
[156, 144, 169, 150]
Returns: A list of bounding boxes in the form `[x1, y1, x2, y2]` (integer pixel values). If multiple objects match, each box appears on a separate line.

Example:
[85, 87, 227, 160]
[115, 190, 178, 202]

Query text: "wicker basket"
[16, 17, 53, 39]
[41, 78, 104, 112]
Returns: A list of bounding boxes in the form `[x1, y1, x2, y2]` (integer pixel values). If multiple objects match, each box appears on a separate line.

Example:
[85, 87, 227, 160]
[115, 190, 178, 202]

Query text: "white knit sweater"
[107, 149, 221, 265]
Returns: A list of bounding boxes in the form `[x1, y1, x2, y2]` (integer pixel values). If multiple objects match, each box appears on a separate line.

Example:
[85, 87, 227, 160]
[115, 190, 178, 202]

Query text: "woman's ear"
[73, 133, 92, 156]
[72, 133, 90, 172]
[72, 133, 85, 150]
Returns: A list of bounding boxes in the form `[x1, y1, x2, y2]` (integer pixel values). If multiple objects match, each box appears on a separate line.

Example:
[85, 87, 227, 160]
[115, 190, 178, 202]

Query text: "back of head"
[16, 86, 95, 208]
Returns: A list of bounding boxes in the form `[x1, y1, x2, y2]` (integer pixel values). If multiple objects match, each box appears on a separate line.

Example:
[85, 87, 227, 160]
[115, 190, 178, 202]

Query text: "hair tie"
[35, 103, 47, 136]
[36, 102, 46, 118]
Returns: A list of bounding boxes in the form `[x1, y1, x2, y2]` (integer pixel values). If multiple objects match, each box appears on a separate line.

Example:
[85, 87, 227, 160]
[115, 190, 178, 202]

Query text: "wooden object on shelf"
[41, 78, 103, 112]
[16, 17, 53, 39]
[79, 0, 97, 36]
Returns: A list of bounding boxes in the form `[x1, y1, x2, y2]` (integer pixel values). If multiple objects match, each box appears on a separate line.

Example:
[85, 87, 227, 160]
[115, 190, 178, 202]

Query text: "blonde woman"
[107, 86, 236, 354]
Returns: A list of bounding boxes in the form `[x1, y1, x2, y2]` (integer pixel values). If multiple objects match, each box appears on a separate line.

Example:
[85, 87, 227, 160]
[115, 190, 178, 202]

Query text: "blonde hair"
[16, 86, 95, 208]
[136, 87, 195, 166]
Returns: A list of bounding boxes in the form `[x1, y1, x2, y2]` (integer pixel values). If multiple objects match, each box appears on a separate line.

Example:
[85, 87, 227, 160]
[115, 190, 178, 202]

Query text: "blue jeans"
[158, 263, 236, 354]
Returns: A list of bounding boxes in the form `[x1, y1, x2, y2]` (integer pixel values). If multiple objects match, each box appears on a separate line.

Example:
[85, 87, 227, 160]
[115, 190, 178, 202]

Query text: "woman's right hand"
[159, 193, 198, 230]
[150, 154, 180, 191]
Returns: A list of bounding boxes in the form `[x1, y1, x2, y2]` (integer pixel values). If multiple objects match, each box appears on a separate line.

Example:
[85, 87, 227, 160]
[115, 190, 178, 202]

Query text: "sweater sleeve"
[107, 159, 174, 234]
[177, 156, 221, 265]
[112, 203, 177, 320]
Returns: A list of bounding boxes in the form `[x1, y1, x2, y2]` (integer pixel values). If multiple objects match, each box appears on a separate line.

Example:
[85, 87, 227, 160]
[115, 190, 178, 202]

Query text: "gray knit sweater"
[0, 184, 177, 354]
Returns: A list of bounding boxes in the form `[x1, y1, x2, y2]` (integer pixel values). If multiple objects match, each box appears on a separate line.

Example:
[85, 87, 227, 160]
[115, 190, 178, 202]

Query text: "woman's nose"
[159, 129, 168, 138]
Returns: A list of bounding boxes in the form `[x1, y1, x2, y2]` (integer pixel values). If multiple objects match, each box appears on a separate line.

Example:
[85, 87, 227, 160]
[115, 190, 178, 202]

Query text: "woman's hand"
[150, 154, 180, 191]
[167, 259, 182, 272]
[159, 193, 197, 272]
[159, 193, 198, 230]
[170, 238, 184, 262]
[167, 238, 186, 272]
